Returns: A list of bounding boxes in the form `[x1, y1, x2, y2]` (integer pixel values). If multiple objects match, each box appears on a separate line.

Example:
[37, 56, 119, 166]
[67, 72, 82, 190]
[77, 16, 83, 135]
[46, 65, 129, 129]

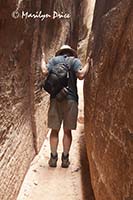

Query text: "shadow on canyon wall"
[79, 132, 96, 200]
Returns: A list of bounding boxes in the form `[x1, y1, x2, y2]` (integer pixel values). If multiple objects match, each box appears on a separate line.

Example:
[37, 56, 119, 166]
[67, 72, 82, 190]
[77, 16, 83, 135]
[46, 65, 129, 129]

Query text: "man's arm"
[41, 50, 49, 76]
[76, 57, 93, 80]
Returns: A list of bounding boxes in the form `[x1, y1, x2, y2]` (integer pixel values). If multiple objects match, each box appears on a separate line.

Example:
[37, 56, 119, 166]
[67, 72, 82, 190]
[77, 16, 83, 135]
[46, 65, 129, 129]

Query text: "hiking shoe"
[48, 153, 58, 167]
[61, 153, 70, 168]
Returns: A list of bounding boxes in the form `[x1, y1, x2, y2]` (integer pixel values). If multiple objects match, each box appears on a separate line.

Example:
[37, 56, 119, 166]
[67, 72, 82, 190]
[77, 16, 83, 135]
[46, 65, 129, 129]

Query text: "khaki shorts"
[48, 99, 78, 130]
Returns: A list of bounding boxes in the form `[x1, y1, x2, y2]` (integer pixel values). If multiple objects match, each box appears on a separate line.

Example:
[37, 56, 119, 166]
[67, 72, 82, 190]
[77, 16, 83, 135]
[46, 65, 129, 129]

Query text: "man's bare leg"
[50, 129, 59, 156]
[62, 129, 72, 168]
[62, 129, 72, 155]
[49, 129, 59, 167]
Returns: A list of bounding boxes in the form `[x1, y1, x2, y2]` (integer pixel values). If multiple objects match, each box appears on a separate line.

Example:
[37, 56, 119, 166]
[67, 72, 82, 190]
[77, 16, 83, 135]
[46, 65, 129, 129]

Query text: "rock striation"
[84, 0, 133, 199]
[0, 0, 82, 199]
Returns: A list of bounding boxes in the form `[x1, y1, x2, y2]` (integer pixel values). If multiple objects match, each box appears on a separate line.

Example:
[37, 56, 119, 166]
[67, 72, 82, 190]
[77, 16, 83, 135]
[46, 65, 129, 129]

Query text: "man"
[41, 45, 90, 168]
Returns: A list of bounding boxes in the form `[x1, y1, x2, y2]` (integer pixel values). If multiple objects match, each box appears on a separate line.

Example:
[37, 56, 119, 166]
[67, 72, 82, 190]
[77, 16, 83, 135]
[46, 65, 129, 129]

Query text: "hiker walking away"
[41, 45, 91, 168]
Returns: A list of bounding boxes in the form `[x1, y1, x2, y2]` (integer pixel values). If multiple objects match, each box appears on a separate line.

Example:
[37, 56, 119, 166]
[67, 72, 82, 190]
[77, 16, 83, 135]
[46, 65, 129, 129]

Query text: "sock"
[63, 152, 69, 157]
[51, 152, 57, 157]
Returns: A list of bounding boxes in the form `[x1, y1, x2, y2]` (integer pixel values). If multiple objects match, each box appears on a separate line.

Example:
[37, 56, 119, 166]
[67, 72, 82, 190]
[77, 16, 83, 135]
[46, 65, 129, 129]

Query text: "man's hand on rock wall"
[41, 47, 48, 76]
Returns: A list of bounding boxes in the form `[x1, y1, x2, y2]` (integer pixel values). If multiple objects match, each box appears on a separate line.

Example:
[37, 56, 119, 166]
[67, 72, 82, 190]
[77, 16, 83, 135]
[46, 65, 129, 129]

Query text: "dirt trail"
[17, 80, 90, 200]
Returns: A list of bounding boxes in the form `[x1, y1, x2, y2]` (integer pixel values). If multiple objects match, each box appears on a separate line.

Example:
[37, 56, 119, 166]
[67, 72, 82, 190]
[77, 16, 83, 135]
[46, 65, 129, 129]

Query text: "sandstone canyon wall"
[1, 0, 132, 199]
[84, 0, 133, 199]
[0, 0, 82, 199]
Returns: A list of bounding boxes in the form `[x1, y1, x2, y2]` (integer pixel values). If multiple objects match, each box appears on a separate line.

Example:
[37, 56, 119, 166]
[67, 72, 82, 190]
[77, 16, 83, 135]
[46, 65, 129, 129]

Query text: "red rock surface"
[84, 0, 133, 199]
[0, 0, 85, 199]
[1, 0, 132, 199]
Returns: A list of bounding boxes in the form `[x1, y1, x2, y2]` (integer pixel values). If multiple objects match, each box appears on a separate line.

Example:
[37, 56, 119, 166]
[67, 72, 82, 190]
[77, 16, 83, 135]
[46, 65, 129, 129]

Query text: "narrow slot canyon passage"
[0, 0, 133, 200]
[17, 80, 95, 200]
